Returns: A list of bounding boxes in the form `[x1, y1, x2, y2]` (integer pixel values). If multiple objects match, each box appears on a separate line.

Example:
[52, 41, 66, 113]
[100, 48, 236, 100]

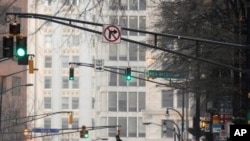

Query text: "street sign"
[102, 24, 121, 43]
[145, 70, 182, 79]
[94, 59, 104, 72]
[212, 124, 221, 133]
[32, 128, 60, 133]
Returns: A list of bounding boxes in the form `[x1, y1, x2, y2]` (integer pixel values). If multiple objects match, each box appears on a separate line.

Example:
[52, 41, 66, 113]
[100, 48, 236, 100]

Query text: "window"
[44, 0, 52, 6]
[138, 67, 146, 86]
[128, 67, 137, 86]
[128, 92, 137, 112]
[72, 97, 79, 109]
[177, 90, 186, 108]
[11, 76, 21, 96]
[162, 120, 174, 137]
[119, 117, 127, 136]
[138, 117, 145, 137]
[72, 118, 79, 128]
[119, 69, 127, 86]
[129, 0, 138, 10]
[72, 0, 79, 6]
[45, 56, 52, 68]
[139, 0, 146, 10]
[62, 118, 68, 129]
[44, 77, 51, 89]
[139, 44, 146, 61]
[110, 16, 118, 25]
[108, 92, 117, 111]
[139, 16, 146, 36]
[119, 92, 127, 111]
[138, 92, 145, 111]
[72, 35, 80, 46]
[162, 90, 174, 108]
[109, 44, 118, 60]
[44, 97, 51, 109]
[62, 35, 70, 47]
[129, 16, 138, 35]
[128, 117, 137, 137]
[119, 16, 128, 35]
[62, 97, 69, 109]
[44, 118, 51, 128]
[62, 77, 69, 89]
[45, 35, 52, 48]
[129, 43, 137, 61]
[109, 68, 117, 86]
[72, 77, 79, 88]
[62, 56, 69, 68]
[108, 117, 117, 136]
[119, 42, 128, 61]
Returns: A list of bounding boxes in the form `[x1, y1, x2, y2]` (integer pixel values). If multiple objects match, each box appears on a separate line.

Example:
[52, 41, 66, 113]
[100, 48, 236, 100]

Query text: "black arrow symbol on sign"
[109, 29, 117, 39]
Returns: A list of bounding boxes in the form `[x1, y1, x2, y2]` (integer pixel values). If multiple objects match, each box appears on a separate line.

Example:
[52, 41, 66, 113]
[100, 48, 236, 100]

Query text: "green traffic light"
[126, 75, 131, 81]
[16, 48, 26, 57]
[84, 130, 89, 138]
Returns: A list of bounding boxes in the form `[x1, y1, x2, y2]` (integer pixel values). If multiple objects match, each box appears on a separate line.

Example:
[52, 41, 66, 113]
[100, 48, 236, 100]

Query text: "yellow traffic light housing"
[201, 120, 207, 128]
[68, 112, 73, 124]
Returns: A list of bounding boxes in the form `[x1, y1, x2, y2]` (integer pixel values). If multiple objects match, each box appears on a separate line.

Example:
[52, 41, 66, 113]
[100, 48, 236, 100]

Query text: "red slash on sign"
[102, 24, 121, 43]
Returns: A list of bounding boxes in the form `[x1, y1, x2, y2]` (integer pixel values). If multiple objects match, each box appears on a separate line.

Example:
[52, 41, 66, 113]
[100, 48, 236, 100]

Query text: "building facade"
[26, 0, 193, 141]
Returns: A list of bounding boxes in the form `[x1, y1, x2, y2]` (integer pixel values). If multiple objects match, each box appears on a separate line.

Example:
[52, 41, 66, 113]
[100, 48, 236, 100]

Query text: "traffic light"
[28, 59, 34, 74]
[80, 126, 89, 138]
[201, 120, 207, 128]
[116, 128, 122, 141]
[125, 67, 131, 81]
[16, 36, 28, 65]
[9, 22, 20, 35]
[69, 67, 74, 80]
[68, 112, 73, 124]
[2, 36, 14, 57]
[16, 36, 27, 58]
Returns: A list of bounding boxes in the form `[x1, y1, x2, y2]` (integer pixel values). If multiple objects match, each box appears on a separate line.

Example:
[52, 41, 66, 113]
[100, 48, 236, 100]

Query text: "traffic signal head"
[9, 22, 20, 35]
[201, 120, 207, 128]
[68, 112, 73, 124]
[15, 36, 27, 58]
[69, 67, 74, 80]
[2, 36, 14, 57]
[125, 67, 131, 81]
[80, 126, 89, 138]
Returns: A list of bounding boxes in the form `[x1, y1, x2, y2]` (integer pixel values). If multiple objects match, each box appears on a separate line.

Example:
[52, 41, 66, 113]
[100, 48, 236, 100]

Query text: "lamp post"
[166, 107, 184, 141]
[143, 121, 181, 141]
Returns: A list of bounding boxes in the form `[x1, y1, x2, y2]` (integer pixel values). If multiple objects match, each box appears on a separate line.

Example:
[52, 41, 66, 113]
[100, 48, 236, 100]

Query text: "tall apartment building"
[0, 1, 28, 141]
[27, 0, 192, 141]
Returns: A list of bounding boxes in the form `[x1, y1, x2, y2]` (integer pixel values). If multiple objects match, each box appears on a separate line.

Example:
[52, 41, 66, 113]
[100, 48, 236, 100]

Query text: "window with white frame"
[139, 16, 146, 35]
[108, 92, 117, 111]
[139, 0, 146, 10]
[72, 77, 79, 88]
[44, 118, 51, 128]
[138, 117, 145, 137]
[108, 91, 145, 112]
[162, 90, 174, 108]
[72, 35, 80, 46]
[44, 77, 52, 89]
[62, 35, 70, 47]
[129, 16, 138, 36]
[44, 97, 51, 109]
[128, 117, 137, 137]
[108, 117, 117, 136]
[119, 92, 127, 112]
[61, 56, 69, 68]
[45, 56, 52, 68]
[109, 68, 118, 86]
[45, 35, 52, 48]
[177, 90, 186, 108]
[62, 97, 69, 109]
[62, 118, 68, 128]
[72, 118, 79, 128]
[72, 97, 79, 109]
[62, 77, 69, 89]
[129, 0, 138, 10]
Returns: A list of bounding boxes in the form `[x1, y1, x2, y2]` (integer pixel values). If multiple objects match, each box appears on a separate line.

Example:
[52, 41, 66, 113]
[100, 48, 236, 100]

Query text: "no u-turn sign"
[102, 24, 121, 43]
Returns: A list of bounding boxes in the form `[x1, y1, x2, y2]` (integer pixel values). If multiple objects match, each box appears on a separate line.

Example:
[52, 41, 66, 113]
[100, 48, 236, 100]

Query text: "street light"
[166, 107, 184, 141]
[143, 121, 181, 141]
[1, 83, 33, 94]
